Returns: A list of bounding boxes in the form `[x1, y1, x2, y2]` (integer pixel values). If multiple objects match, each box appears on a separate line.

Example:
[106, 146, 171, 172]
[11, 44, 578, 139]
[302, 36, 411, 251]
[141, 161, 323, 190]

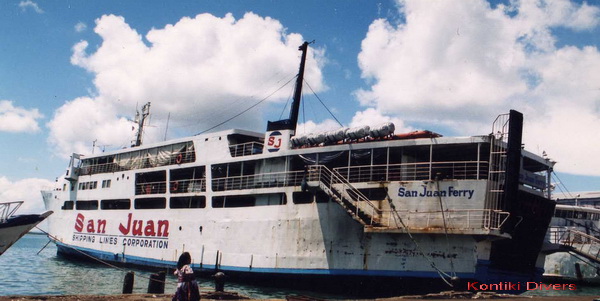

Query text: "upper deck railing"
[80, 149, 196, 176]
[229, 142, 264, 157]
[212, 170, 305, 191]
[334, 161, 489, 183]
[0, 201, 23, 223]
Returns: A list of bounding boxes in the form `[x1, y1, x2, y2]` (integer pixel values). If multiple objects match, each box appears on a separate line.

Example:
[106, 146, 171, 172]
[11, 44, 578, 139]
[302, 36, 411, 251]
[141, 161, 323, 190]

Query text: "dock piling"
[122, 271, 134, 294]
[147, 271, 166, 294]
[213, 271, 226, 292]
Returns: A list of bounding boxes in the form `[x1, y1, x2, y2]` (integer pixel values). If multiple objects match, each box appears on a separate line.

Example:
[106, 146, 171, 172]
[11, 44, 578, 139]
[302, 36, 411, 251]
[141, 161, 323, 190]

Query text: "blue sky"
[1, 0, 599, 212]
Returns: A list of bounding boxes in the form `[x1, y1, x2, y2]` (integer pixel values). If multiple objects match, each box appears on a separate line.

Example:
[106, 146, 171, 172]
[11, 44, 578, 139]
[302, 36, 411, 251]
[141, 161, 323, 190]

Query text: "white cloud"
[349, 108, 413, 133]
[47, 97, 135, 156]
[49, 13, 325, 158]
[74, 22, 87, 33]
[18, 0, 43, 14]
[296, 119, 341, 136]
[0, 177, 53, 214]
[355, 0, 600, 176]
[0, 100, 42, 133]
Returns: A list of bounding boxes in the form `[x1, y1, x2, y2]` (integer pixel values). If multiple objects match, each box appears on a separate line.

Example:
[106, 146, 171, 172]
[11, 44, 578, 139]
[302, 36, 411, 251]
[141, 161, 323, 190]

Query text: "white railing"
[0, 201, 23, 223]
[212, 170, 305, 191]
[170, 178, 206, 193]
[308, 165, 382, 226]
[548, 227, 600, 261]
[229, 142, 264, 157]
[334, 161, 489, 183]
[80, 150, 196, 175]
[135, 181, 168, 195]
[383, 209, 510, 230]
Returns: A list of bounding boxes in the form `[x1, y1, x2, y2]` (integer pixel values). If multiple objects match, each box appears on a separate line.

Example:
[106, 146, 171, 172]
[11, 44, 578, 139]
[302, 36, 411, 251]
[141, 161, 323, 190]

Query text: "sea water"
[0, 234, 336, 298]
[0, 234, 599, 298]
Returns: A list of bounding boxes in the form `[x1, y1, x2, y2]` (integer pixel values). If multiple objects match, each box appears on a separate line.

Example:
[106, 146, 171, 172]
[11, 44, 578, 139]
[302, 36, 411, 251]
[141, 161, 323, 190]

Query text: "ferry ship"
[42, 42, 556, 295]
[544, 195, 600, 284]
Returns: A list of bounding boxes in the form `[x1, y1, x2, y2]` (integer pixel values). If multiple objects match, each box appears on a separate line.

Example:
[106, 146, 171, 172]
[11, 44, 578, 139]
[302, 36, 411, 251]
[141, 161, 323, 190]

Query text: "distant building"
[553, 191, 600, 207]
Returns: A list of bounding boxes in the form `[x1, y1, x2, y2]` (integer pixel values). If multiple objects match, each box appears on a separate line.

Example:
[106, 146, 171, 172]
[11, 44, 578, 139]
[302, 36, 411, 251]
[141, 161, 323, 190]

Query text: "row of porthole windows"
[61, 191, 330, 211]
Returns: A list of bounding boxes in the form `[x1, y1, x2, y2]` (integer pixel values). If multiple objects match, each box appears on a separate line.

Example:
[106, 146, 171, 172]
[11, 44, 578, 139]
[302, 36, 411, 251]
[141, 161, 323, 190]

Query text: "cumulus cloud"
[0, 177, 54, 214]
[355, 0, 600, 175]
[18, 0, 43, 14]
[0, 100, 43, 133]
[74, 22, 87, 33]
[49, 13, 324, 158]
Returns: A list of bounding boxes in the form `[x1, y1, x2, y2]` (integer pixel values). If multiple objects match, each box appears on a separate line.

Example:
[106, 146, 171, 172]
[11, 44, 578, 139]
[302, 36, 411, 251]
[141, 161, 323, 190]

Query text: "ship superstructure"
[43, 42, 556, 295]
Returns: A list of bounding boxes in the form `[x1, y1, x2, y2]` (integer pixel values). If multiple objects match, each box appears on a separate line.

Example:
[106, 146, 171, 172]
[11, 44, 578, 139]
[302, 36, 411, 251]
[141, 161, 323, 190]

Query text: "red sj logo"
[267, 131, 282, 152]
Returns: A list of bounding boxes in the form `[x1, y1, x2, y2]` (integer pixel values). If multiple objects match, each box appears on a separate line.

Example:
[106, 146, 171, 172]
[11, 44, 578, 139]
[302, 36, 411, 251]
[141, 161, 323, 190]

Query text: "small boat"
[0, 201, 52, 255]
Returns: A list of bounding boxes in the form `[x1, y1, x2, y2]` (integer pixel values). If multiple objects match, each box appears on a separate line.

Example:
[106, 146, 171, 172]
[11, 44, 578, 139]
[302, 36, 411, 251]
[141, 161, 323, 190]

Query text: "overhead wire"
[196, 75, 297, 135]
[303, 80, 343, 127]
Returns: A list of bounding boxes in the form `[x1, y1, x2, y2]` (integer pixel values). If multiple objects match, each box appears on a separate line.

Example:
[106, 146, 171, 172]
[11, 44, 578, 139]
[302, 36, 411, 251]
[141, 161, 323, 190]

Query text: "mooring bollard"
[147, 271, 166, 294]
[122, 271, 134, 294]
[213, 271, 226, 292]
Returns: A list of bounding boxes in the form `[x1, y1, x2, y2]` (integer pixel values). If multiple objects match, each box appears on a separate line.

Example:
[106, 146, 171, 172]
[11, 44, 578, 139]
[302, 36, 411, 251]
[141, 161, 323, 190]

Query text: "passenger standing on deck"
[173, 252, 200, 301]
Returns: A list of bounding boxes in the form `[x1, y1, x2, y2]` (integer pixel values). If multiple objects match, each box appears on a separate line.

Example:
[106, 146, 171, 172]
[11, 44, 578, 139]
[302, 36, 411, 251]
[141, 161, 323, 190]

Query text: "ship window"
[101, 199, 130, 210]
[135, 197, 166, 209]
[293, 191, 329, 204]
[170, 167, 206, 193]
[212, 195, 255, 208]
[255, 193, 286, 206]
[315, 190, 329, 203]
[76, 200, 98, 210]
[62, 201, 74, 210]
[357, 188, 388, 200]
[102, 179, 112, 188]
[293, 192, 313, 204]
[170, 196, 206, 209]
[135, 171, 166, 195]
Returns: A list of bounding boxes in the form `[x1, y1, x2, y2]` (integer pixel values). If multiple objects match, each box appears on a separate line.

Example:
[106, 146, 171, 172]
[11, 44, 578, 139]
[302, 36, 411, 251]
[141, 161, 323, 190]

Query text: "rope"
[435, 178, 457, 280]
[35, 226, 175, 286]
[196, 75, 297, 135]
[384, 191, 455, 287]
[303, 80, 343, 127]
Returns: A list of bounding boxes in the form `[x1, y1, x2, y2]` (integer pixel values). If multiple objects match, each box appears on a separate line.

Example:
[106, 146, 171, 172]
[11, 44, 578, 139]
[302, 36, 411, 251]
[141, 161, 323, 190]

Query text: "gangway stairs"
[544, 227, 600, 265]
[306, 165, 384, 228]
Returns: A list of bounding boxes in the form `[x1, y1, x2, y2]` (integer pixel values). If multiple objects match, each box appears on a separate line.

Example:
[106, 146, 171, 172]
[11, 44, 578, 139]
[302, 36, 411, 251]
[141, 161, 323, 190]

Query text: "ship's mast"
[267, 41, 310, 134]
[132, 102, 151, 147]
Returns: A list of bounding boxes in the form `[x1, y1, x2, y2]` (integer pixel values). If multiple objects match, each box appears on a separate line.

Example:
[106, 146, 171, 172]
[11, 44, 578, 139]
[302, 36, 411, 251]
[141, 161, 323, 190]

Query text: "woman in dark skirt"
[173, 252, 200, 301]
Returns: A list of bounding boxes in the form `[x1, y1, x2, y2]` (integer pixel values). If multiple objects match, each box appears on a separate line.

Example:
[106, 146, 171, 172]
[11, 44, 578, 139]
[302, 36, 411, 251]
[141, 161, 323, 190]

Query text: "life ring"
[171, 181, 179, 192]
[176, 153, 183, 164]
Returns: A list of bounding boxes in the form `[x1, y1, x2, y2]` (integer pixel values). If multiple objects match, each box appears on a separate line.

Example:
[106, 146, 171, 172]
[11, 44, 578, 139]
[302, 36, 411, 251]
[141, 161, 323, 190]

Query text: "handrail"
[80, 150, 196, 175]
[384, 209, 509, 230]
[212, 170, 305, 191]
[308, 165, 382, 225]
[548, 227, 600, 261]
[229, 141, 264, 157]
[135, 181, 167, 195]
[334, 161, 489, 183]
[0, 201, 23, 222]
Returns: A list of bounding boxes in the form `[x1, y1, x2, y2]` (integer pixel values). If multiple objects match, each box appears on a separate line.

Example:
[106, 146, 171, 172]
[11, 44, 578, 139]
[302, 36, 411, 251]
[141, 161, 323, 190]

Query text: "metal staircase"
[306, 165, 384, 227]
[545, 227, 600, 265]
